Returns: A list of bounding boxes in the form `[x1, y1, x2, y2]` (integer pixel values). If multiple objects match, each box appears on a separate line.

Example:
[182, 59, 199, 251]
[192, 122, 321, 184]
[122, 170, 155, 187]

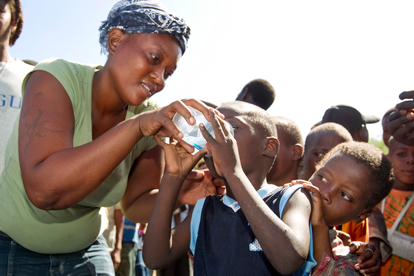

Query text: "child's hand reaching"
[154, 136, 207, 181]
[286, 180, 328, 229]
[199, 109, 242, 179]
[350, 242, 381, 275]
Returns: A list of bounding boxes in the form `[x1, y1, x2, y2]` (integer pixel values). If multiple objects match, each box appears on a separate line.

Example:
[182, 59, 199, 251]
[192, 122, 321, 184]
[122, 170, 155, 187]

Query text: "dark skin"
[387, 137, 414, 191]
[299, 132, 348, 181]
[267, 129, 303, 186]
[19, 30, 223, 224]
[288, 154, 383, 275]
[389, 90, 414, 146]
[144, 108, 312, 275]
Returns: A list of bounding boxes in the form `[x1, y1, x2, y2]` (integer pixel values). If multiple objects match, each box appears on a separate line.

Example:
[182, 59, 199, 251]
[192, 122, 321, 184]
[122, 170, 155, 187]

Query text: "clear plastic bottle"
[172, 107, 233, 155]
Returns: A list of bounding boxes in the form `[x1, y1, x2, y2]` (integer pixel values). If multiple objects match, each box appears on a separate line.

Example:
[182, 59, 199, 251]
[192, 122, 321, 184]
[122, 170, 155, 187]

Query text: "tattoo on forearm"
[24, 110, 63, 154]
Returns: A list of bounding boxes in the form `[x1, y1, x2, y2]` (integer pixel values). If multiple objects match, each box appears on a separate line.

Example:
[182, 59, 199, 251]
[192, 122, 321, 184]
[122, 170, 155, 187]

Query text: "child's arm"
[142, 136, 208, 269]
[289, 180, 334, 270]
[200, 112, 312, 275]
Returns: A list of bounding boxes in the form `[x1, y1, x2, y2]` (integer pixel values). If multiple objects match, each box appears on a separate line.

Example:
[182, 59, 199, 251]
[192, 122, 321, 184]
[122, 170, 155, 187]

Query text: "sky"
[10, 0, 414, 141]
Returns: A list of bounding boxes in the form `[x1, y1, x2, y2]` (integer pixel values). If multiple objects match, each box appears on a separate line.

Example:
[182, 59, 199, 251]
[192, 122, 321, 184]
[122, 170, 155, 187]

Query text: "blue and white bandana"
[99, 0, 190, 55]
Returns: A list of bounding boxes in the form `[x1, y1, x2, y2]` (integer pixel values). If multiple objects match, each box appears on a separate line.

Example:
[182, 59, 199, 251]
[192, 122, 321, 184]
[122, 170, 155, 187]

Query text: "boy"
[298, 123, 352, 181]
[143, 102, 314, 275]
[289, 141, 394, 275]
[235, 79, 276, 110]
[380, 137, 414, 276]
[267, 116, 304, 186]
[321, 105, 379, 142]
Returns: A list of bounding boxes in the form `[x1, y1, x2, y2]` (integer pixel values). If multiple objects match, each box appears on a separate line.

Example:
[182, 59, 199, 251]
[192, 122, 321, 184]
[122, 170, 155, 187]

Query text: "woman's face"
[109, 32, 182, 106]
[0, 0, 12, 47]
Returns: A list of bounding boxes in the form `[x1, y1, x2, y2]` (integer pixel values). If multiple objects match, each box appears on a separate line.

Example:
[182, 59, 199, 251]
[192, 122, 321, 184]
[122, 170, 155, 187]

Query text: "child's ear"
[352, 208, 373, 224]
[264, 137, 279, 158]
[238, 87, 249, 101]
[292, 144, 304, 161]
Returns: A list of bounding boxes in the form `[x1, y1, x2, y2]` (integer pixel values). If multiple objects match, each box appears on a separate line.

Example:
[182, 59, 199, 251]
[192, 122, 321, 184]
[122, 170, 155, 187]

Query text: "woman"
[0, 1, 219, 275]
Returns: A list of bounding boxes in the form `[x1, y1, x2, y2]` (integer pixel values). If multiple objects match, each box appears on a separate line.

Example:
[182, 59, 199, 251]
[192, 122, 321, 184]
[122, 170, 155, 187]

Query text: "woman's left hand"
[138, 99, 224, 153]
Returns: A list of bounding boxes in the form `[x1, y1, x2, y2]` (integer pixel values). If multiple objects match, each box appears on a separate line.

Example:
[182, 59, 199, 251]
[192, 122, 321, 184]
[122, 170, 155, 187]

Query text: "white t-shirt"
[0, 59, 33, 173]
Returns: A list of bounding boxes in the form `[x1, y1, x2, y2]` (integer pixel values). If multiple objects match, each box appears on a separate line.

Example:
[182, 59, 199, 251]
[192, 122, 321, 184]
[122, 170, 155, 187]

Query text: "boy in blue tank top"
[143, 102, 315, 275]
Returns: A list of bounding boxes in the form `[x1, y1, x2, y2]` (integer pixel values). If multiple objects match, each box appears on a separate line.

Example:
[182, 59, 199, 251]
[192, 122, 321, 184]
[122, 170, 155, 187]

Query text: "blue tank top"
[193, 186, 288, 276]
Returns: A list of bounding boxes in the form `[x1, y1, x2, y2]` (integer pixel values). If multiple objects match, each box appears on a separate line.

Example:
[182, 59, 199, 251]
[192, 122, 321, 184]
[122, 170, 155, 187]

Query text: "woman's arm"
[121, 145, 163, 224]
[19, 71, 213, 210]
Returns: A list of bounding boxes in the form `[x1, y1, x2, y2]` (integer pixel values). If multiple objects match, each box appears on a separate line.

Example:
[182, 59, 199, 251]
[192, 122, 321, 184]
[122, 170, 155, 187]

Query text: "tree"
[369, 137, 388, 155]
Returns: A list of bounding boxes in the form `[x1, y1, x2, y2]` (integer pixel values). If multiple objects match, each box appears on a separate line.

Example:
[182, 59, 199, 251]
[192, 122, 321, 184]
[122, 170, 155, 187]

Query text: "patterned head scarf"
[99, 0, 190, 55]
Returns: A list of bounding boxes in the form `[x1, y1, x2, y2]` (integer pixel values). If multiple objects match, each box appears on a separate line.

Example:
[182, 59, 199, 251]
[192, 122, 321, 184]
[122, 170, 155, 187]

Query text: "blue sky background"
[10, 0, 414, 140]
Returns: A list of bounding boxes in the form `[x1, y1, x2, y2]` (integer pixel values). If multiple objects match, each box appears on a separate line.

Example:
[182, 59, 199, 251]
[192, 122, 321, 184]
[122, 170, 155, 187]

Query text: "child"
[143, 102, 314, 275]
[267, 116, 304, 186]
[289, 141, 394, 275]
[298, 123, 352, 181]
[235, 79, 276, 110]
[380, 137, 414, 276]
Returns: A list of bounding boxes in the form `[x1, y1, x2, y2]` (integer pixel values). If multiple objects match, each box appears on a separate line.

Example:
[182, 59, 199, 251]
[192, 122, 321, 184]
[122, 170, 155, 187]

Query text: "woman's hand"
[199, 109, 242, 179]
[389, 90, 414, 146]
[138, 99, 224, 153]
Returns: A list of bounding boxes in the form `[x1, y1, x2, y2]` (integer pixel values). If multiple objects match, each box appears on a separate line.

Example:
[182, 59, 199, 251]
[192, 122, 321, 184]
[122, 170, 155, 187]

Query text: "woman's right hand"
[137, 99, 223, 153]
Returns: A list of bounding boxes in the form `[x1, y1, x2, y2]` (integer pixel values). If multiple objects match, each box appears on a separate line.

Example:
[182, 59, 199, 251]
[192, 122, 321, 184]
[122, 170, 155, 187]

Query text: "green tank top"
[0, 58, 158, 254]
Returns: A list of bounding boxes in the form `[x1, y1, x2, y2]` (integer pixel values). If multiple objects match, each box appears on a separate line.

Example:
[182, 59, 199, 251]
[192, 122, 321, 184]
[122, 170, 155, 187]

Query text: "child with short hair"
[298, 123, 353, 181]
[289, 141, 394, 275]
[267, 116, 304, 186]
[143, 102, 314, 275]
[380, 137, 414, 276]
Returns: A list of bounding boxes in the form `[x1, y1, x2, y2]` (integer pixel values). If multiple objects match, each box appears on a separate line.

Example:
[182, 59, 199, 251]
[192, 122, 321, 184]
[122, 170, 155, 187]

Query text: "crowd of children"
[1, 0, 414, 275]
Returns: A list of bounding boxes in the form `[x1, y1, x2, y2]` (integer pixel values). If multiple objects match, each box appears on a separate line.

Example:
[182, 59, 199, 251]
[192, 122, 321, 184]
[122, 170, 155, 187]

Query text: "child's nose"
[318, 186, 332, 205]
[407, 154, 414, 164]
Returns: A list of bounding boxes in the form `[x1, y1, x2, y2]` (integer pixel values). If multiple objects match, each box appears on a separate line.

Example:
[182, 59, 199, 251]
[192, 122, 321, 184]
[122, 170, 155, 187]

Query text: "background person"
[235, 78, 275, 110]
[321, 105, 380, 143]
[0, 0, 33, 173]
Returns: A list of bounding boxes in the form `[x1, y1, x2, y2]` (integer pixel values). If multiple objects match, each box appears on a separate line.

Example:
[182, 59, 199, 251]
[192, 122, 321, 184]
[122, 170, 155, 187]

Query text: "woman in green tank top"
[0, 1, 223, 275]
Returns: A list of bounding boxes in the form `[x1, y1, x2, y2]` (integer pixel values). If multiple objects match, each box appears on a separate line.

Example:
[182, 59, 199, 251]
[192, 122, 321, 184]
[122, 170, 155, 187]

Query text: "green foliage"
[369, 137, 388, 155]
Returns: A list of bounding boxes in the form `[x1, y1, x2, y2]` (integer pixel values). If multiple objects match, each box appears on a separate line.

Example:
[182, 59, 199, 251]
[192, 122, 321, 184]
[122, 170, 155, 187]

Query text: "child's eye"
[318, 174, 327, 182]
[314, 152, 324, 158]
[151, 53, 160, 63]
[339, 191, 351, 201]
[232, 126, 238, 131]
[397, 152, 406, 157]
[164, 71, 173, 80]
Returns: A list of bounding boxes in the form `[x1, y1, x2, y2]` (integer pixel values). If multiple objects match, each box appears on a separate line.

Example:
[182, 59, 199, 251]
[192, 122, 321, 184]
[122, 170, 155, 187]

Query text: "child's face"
[207, 106, 269, 178]
[300, 132, 347, 180]
[388, 138, 414, 186]
[309, 154, 372, 226]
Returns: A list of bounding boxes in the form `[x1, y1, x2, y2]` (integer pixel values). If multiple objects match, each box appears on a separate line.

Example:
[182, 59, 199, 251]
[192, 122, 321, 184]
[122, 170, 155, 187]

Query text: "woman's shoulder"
[34, 58, 99, 75]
